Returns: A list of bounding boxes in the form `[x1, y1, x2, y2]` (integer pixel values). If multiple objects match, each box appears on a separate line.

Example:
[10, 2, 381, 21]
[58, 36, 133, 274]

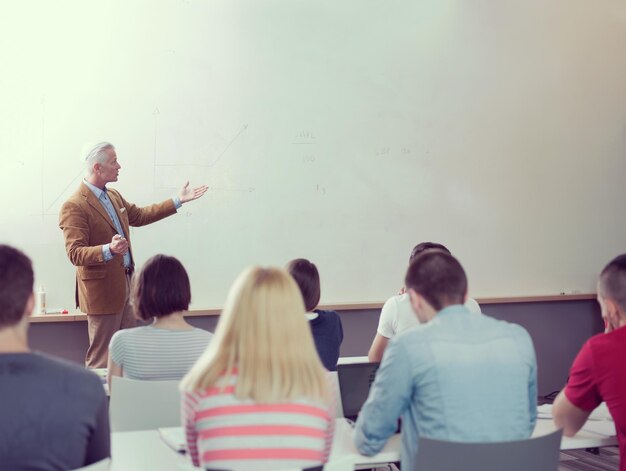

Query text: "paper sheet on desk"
[537, 403, 615, 436]
[537, 404, 553, 419]
[582, 420, 616, 437]
[537, 402, 612, 420]
[159, 427, 186, 453]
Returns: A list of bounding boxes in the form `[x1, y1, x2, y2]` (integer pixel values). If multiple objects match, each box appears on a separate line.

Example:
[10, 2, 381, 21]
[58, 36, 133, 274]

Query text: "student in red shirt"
[553, 254, 626, 471]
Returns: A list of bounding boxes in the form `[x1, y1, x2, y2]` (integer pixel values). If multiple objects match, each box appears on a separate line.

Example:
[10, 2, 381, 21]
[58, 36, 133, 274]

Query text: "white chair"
[109, 376, 181, 432]
[327, 371, 344, 418]
[413, 429, 562, 471]
[70, 457, 111, 471]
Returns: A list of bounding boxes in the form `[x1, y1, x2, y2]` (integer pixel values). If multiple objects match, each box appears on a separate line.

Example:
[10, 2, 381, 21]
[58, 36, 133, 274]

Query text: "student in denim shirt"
[368, 242, 481, 363]
[354, 251, 537, 470]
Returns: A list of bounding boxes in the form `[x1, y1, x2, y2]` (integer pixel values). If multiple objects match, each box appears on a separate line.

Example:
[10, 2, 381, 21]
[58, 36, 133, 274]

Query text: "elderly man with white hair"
[59, 142, 207, 368]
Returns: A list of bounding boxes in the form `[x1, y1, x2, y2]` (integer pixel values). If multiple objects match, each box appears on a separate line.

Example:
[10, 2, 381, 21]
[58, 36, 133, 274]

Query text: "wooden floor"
[373, 447, 621, 470]
[559, 446, 620, 471]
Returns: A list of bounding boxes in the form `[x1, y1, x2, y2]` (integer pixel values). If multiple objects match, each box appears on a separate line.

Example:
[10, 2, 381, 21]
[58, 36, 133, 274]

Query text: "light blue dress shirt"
[83, 180, 181, 267]
[354, 305, 537, 471]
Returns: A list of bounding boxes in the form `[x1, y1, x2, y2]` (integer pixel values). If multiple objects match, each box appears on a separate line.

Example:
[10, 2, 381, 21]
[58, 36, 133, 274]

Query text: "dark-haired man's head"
[405, 251, 467, 323]
[408, 242, 451, 264]
[597, 254, 626, 332]
[0, 245, 35, 348]
[132, 254, 191, 321]
[286, 258, 320, 312]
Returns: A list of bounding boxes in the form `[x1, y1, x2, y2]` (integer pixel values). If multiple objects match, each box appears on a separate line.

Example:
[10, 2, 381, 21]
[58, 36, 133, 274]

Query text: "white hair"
[83, 142, 115, 175]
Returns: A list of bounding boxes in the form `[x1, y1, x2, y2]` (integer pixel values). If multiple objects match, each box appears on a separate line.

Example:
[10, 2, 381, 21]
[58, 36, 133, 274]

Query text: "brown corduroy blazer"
[59, 182, 177, 315]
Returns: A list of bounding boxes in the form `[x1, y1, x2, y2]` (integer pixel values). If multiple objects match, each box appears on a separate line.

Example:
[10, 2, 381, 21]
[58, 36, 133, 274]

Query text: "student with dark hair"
[553, 254, 626, 471]
[368, 241, 481, 362]
[107, 254, 212, 387]
[287, 258, 343, 371]
[0, 244, 110, 470]
[355, 251, 537, 471]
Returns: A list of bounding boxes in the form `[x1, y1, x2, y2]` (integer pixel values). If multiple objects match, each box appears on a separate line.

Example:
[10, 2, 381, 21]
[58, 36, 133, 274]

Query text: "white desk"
[111, 430, 196, 471]
[329, 419, 402, 468]
[337, 356, 370, 365]
[532, 419, 618, 450]
[110, 418, 617, 470]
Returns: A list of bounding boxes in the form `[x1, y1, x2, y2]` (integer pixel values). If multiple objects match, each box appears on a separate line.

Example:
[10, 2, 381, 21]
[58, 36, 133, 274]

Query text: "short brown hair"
[405, 251, 467, 311]
[132, 254, 191, 321]
[409, 242, 451, 263]
[286, 258, 321, 311]
[0, 245, 34, 328]
[599, 254, 626, 313]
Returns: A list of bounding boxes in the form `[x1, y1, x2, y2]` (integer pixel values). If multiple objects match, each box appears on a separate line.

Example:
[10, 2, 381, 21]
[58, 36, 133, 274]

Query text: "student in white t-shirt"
[368, 242, 481, 362]
[107, 255, 212, 389]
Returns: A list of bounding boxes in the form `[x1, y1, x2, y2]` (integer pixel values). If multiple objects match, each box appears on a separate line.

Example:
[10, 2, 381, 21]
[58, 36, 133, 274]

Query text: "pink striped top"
[182, 374, 335, 470]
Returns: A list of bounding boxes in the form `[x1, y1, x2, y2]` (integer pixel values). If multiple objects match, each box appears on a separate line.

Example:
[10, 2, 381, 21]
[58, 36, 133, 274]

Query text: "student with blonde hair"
[180, 266, 335, 471]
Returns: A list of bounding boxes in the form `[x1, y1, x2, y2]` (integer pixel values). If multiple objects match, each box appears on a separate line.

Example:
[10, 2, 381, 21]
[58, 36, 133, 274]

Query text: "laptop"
[336, 362, 380, 422]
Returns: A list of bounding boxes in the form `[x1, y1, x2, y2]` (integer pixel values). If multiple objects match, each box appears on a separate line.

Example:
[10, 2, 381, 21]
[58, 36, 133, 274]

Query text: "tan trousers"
[85, 274, 136, 368]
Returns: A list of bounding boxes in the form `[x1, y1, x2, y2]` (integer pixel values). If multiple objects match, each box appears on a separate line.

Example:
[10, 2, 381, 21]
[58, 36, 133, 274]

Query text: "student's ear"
[604, 298, 621, 331]
[409, 289, 436, 324]
[24, 292, 35, 317]
[408, 288, 421, 313]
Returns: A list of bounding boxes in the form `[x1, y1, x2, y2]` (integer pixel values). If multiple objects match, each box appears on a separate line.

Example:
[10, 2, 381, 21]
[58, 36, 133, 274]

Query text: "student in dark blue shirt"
[287, 258, 344, 371]
[0, 245, 110, 471]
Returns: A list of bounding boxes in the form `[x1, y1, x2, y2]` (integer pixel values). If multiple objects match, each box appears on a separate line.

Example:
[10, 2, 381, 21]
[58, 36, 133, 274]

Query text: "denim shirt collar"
[436, 304, 469, 318]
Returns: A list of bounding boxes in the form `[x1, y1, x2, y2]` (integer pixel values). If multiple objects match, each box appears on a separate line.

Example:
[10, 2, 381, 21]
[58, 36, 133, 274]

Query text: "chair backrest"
[70, 457, 111, 471]
[109, 376, 181, 432]
[414, 429, 562, 471]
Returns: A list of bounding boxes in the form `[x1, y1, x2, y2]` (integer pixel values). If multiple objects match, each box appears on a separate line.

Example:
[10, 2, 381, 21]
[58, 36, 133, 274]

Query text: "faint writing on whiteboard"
[292, 130, 318, 164]
[295, 131, 316, 140]
[292, 130, 317, 145]
[376, 147, 411, 156]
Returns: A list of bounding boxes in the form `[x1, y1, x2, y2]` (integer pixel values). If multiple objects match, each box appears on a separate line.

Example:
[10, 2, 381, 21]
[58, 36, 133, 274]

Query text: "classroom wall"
[4, 0, 626, 312]
[29, 299, 602, 396]
[334, 300, 603, 397]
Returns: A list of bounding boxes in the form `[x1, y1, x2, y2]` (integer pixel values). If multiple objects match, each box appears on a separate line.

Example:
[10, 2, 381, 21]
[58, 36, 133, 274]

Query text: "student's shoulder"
[32, 352, 103, 391]
[190, 327, 214, 339]
[586, 326, 626, 353]
[380, 294, 407, 321]
[465, 297, 482, 314]
[383, 293, 406, 307]
[483, 316, 532, 342]
[112, 325, 153, 340]
[314, 309, 342, 324]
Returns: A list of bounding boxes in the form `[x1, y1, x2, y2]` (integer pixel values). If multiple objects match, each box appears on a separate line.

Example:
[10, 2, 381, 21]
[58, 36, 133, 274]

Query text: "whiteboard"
[1, 0, 626, 310]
